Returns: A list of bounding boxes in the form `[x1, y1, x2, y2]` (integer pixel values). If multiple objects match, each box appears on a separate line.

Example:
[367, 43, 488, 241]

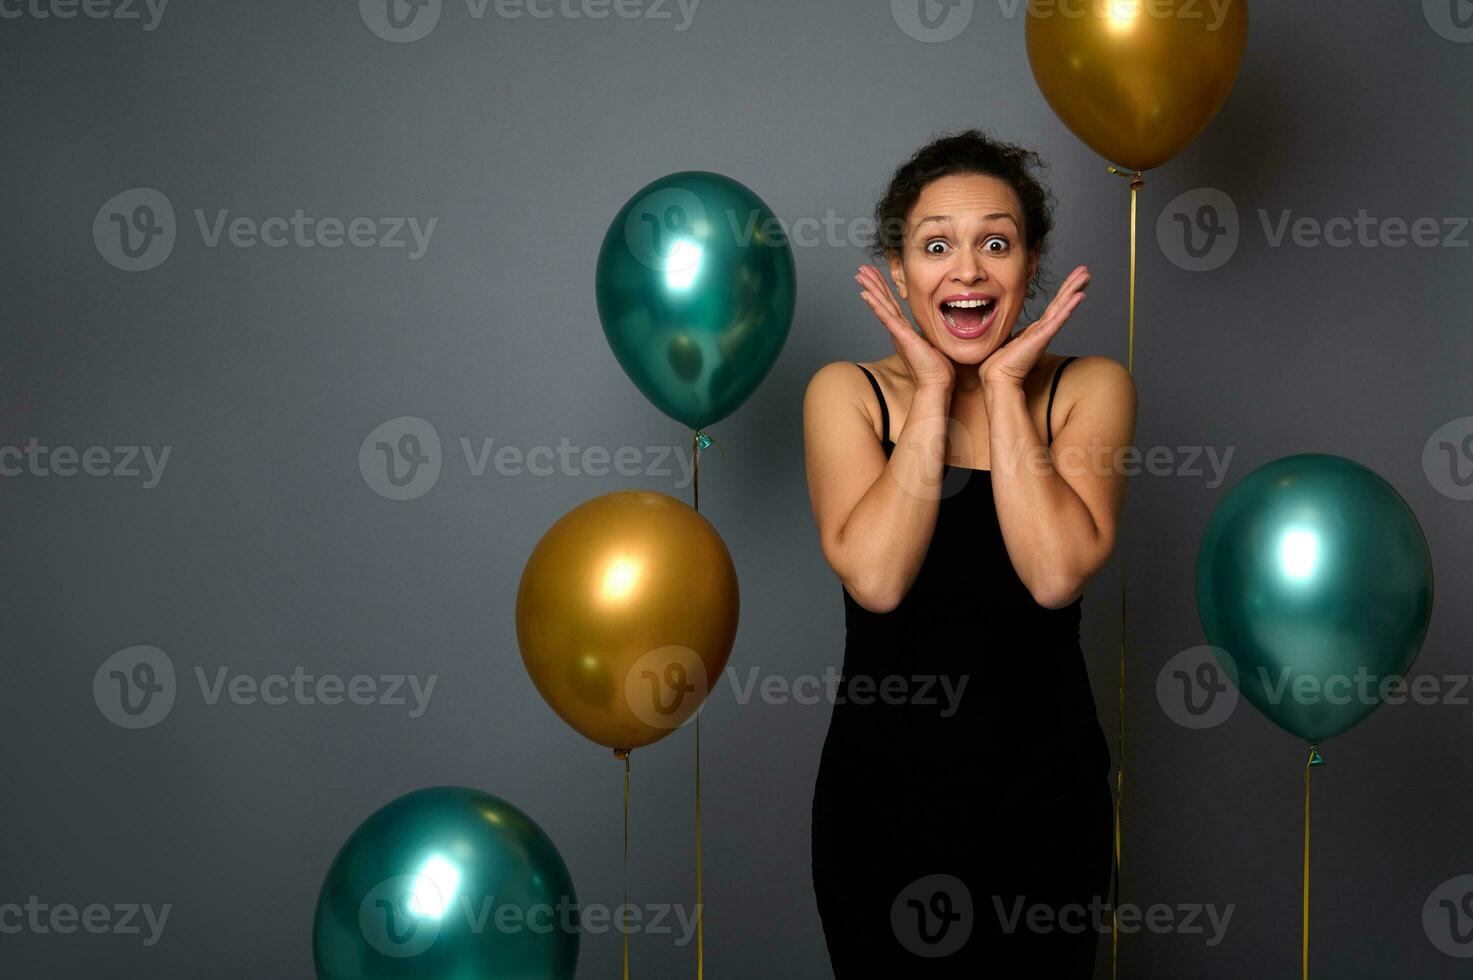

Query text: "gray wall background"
[3, 1, 1472, 976]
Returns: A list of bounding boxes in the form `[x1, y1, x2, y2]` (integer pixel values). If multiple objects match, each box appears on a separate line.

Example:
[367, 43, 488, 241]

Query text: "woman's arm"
[984, 355, 1137, 608]
[803, 362, 954, 613]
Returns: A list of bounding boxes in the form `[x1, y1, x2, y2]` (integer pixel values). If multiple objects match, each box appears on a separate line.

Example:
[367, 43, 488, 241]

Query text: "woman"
[804, 130, 1137, 975]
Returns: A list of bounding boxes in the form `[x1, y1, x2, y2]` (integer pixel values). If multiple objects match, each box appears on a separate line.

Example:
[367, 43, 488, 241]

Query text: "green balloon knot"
[1307, 744, 1326, 767]
[696, 431, 713, 451]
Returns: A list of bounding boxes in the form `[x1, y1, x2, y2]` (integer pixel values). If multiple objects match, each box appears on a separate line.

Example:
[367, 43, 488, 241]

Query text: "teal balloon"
[595, 170, 796, 430]
[1196, 453, 1434, 743]
[313, 786, 578, 980]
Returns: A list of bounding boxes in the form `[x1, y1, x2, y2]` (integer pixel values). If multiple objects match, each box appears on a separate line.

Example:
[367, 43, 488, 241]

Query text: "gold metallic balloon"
[516, 491, 739, 752]
[1025, 0, 1249, 171]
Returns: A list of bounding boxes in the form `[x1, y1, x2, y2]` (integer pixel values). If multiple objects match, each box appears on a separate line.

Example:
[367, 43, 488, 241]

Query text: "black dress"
[810, 358, 1114, 977]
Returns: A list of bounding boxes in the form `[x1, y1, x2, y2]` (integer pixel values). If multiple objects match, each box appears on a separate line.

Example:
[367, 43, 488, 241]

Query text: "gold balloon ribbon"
[695, 694, 704, 979]
[1105, 163, 1143, 980]
[1303, 743, 1325, 979]
[1107, 166, 1143, 374]
[615, 747, 632, 979]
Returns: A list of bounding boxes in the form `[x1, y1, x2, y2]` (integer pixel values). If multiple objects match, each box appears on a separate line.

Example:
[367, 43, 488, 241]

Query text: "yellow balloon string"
[1106, 163, 1144, 980]
[696, 702, 704, 979]
[617, 748, 631, 980]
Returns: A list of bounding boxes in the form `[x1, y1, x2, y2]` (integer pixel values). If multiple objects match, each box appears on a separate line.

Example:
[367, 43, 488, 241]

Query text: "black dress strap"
[854, 364, 890, 444]
[1046, 355, 1079, 446]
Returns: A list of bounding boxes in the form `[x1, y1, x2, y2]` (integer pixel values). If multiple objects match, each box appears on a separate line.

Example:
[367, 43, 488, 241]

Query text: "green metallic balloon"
[313, 786, 578, 980]
[1196, 453, 1434, 744]
[595, 171, 796, 430]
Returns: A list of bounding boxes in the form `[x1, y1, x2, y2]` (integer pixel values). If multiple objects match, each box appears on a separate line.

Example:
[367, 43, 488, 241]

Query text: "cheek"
[901, 263, 941, 302]
[988, 254, 1026, 282]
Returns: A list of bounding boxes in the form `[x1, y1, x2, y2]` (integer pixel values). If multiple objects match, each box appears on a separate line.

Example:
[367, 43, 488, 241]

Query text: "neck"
[951, 365, 983, 397]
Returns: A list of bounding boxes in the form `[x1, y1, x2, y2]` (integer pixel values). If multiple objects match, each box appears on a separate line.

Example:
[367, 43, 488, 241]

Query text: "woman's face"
[886, 172, 1039, 365]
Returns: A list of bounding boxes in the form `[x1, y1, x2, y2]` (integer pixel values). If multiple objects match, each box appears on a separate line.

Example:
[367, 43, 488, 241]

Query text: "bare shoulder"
[1052, 354, 1137, 430]
[805, 358, 900, 446]
[804, 360, 867, 422]
[805, 359, 865, 403]
[1061, 355, 1135, 398]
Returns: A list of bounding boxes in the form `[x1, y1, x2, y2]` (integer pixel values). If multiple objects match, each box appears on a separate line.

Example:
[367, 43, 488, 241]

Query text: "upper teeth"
[945, 299, 992, 308]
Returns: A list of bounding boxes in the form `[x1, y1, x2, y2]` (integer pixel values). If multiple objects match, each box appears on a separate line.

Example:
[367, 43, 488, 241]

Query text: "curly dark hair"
[867, 128, 1057, 308]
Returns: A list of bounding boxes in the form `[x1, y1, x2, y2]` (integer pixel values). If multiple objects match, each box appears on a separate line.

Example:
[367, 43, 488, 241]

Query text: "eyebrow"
[915, 212, 1018, 229]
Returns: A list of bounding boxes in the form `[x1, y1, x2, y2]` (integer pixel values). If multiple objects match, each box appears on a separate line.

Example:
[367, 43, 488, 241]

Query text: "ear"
[1026, 245, 1039, 287]
[886, 250, 908, 300]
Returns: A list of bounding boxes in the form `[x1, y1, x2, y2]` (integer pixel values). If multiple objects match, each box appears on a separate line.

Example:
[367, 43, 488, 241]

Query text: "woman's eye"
[924, 240, 948, 255]
[984, 236, 1008, 253]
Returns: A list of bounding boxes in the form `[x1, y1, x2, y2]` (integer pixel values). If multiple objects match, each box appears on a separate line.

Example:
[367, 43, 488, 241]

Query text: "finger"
[1026, 275, 1089, 337]
[859, 266, 908, 323]
[860, 263, 913, 324]
[1005, 309, 1070, 363]
[859, 288, 913, 338]
[862, 290, 938, 366]
[1037, 266, 1089, 325]
[1033, 291, 1086, 339]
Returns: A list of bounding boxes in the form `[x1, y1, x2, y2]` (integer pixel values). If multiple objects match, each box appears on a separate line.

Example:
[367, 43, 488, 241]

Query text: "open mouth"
[939, 297, 997, 339]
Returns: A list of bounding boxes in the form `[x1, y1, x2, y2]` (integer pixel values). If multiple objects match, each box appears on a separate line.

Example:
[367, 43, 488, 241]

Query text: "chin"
[927, 326, 1000, 363]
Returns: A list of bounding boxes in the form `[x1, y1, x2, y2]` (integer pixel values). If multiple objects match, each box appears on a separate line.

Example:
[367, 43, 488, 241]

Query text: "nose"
[952, 247, 986, 284]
